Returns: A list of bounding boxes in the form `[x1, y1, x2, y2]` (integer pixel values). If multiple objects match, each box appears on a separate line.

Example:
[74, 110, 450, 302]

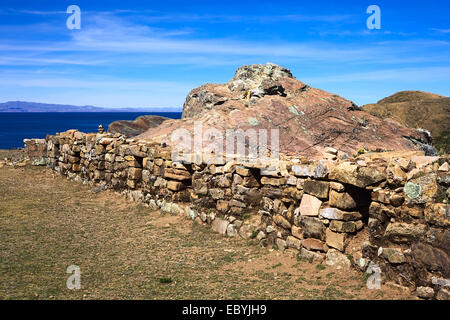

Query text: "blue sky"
[0, 0, 449, 110]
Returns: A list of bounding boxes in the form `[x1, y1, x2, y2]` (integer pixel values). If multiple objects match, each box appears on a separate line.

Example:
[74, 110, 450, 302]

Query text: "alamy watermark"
[66, 5, 81, 30]
[366, 5, 381, 30]
[66, 265, 81, 290]
[170, 121, 280, 169]
[366, 262, 382, 290]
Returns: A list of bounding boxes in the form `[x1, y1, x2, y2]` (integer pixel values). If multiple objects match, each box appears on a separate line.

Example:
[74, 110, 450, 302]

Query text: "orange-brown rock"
[137, 63, 433, 159]
[108, 115, 170, 137]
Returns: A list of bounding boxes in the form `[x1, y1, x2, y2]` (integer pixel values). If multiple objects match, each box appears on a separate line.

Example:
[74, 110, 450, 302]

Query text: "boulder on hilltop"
[137, 63, 435, 159]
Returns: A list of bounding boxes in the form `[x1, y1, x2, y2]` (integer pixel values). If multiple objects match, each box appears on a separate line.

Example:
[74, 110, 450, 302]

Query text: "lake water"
[0, 112, 182, 149]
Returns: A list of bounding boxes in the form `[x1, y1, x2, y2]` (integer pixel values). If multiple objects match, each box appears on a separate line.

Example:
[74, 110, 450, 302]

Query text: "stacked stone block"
[24, 129, 449, 299]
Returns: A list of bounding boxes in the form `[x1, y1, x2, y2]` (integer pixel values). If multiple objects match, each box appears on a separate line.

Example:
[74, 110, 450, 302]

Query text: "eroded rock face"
[108, 115, 170, 137]
[138, 63, 433, 159]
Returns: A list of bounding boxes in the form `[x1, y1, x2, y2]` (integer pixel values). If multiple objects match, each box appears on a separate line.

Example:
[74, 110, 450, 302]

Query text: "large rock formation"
[137, 63, 434, 159]
[108, 115, 170, 137]
[362, 91, 449, 153]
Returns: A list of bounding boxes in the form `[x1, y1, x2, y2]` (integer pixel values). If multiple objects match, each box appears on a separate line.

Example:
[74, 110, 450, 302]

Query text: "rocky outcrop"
[362, 91, 450, 153]
[108, 115, 170, 137]
[138, 63, 434, 159]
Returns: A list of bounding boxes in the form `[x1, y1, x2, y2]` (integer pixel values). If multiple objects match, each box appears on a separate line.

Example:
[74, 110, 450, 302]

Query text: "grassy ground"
[0, 164, 414, 300]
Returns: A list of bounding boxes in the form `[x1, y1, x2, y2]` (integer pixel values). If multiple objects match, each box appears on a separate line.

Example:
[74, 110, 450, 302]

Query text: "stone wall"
[25, 130, 450, 299]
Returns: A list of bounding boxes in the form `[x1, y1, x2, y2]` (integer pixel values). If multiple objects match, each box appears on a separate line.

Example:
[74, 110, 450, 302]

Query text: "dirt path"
[0, 165, 414, 300]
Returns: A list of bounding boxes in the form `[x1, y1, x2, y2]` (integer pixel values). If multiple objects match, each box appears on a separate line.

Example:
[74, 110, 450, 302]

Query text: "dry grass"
[0, 164, 415, 300]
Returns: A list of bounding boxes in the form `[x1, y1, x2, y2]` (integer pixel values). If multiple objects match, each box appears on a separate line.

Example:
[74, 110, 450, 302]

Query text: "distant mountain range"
[0, 101, 180, 113]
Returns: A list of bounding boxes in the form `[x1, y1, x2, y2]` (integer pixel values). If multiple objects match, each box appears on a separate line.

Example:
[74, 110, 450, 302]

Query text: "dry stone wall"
[25, 130, 450, 299]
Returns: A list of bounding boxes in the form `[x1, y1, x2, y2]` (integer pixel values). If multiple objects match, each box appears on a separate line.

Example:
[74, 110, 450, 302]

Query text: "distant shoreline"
[0, 101, 181, 113]
[0, 112, 182, 149]
[0, 111, 181, 113]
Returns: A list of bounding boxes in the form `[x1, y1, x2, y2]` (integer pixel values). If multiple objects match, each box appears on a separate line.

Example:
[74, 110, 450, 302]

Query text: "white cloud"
[430, 28, 450, 34]
[1, 11, 449, 107]
[1, 14, 449, 68]
[306, 66, 450, 83]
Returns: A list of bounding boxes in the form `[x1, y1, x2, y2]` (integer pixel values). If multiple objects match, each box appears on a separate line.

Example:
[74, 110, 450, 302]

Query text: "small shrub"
[158, 277, 173, 284]
[271, 262, 282, 269]
[316, 264, 325, 271]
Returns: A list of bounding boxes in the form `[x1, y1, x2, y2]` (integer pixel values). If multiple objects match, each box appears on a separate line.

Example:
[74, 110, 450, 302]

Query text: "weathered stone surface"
[330, 182, 345, 192]
[242, 176, 260, 188]
[298, 194, 322, 216]
[211, 218, 229, 235]
[291, 225, 303, 239]
[319, 207, 362, 221]
[164, 168, 191, 181]
[216, 200, 229, 213]
[438, 174, 450, 187]
[296, 178, 305, 189]
[226, 224, 238, 237]
[299, 248, 325, 263]
[292, 165, 315, 177]
[126, 179, 136, 189]
[167, 180, 184, 191]
[325, 228, 347, 251]
[314, 160, 330, 179]
[412, 243, 450, 275]
[424, 203, 449, 227]
[371, 189, 390, 204]
[282, 186, 303, 201]
[416, 286, 434, 299]
[261, 176, 286, 186]
[387, 163, 408, 186]
[404, 173, 438, 204]
[329, 190, 357, 210]
[329, 162, 385, 188]
[273, 214, 292, 230]
[209, 188, 225, 200]
[384, 222, 427, 243]
[325, 249, 351, 269]
[302, 238, 328, 252]
[238, 224, 254, 239]
[368, 201, 393, 223]
[380, 247, 406, 264]
[439, 162, 450, 172]
[108, 115, 170, 137]
[94, 170, 105, 180]
[216, 174, 231, 188]
[304, 180, 329, 199]
[276, 238, 287, 250]
[192, 179, 208, 195]
[128, 167, 142, 180]
[329, 220, 360, 233]
[160, 202, 183, 215]
[300, 217, 325, 241]
[436, 288, 450, 300]
[154, 177, 167, 188]
[286, 236, 302, 250]
[389, 194, 405, 207]
[431, 276, 450, 288]
[235, 166, 250, 176]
